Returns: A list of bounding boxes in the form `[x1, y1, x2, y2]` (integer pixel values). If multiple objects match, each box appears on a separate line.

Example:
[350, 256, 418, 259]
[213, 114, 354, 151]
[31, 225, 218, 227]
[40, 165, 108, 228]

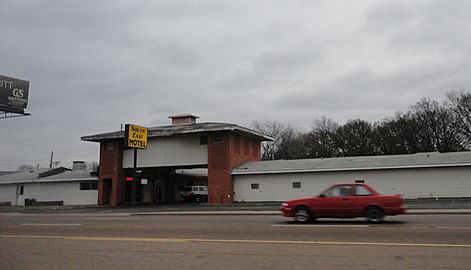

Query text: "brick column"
[207, 133, 261, 204]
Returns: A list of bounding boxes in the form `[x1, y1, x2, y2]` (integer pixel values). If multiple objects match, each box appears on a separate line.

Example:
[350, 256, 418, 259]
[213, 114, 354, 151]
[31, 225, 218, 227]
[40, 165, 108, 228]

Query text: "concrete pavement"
[2, 214, 471, 269]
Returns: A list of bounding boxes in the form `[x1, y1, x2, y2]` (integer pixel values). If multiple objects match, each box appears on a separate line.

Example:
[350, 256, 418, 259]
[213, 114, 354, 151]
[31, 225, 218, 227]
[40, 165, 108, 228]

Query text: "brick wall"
[208, 133, 261, 204]
[98, 140, 125, 206]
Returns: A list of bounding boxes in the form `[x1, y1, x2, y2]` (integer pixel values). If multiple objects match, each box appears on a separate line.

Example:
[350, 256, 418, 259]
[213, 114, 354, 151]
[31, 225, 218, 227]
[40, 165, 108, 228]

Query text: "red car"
[280, 183, 405, 223]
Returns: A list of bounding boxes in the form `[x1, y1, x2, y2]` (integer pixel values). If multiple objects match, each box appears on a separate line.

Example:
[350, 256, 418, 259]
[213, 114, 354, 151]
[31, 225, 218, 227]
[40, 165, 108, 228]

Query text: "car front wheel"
[365, 207, 384, 223]
[294, 206, 312, 223]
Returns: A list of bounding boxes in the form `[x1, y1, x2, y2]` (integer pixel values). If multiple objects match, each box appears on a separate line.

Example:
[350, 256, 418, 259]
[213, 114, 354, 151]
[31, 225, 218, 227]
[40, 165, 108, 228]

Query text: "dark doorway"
[154, 183, 162, 204]
[102, 179, 112, 205]
[125, 180, 143, 202]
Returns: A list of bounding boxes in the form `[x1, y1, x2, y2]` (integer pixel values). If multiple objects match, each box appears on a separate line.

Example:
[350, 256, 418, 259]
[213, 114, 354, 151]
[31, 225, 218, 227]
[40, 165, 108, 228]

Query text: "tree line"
[251, 90, 471, 160]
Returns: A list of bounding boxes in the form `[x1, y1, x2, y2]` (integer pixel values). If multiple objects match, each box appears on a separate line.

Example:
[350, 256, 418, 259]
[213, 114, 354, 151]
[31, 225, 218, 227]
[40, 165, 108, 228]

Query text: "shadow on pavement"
[278, 219, 407, 226]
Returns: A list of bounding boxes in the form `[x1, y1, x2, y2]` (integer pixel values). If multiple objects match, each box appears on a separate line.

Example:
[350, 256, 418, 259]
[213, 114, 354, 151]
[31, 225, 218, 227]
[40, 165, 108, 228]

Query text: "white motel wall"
[122, 134, 208, 168]
[0, 168, 98, 206]
[233, 167, 471, 202]
[232, 152, 471, 202]
[0, 181, 97, 206]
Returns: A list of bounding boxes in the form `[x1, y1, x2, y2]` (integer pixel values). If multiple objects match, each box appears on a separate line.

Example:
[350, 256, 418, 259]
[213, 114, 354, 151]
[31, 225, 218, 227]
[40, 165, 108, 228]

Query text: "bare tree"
[447, 90, 471, 148]
[251, 121, 283, 160]
[251, 120, 305, 160]
[410, 98, 464, 152]
[335, 119, 377, 157]
[276, 126, 307, 160]
[306, 116, 339, 158]
[17, 164, 34, 172]
[374, 112, 425, 155]
[250, 91, 470, 160]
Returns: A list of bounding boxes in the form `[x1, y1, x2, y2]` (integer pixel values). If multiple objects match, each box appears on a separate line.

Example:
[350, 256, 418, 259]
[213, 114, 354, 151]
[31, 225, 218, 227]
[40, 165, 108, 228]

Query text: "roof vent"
[169, 113, 199, 125]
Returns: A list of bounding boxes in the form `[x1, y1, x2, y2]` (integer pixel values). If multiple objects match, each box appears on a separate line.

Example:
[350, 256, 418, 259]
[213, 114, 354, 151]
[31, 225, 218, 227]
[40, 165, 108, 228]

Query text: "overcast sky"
[1, 0, 470, 171]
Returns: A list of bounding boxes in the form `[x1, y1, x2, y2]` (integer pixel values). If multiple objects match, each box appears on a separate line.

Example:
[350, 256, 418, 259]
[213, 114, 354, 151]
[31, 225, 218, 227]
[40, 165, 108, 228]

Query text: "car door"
[350, 184, 375, 216]
[316, 185, 355, 217]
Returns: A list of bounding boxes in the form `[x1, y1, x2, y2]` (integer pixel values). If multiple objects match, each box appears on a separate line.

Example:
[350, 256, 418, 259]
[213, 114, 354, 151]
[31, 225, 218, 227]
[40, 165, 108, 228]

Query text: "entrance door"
[316, 184, 354, 217]
[102, 179, 112, 205]
[154, 183, 162, 204]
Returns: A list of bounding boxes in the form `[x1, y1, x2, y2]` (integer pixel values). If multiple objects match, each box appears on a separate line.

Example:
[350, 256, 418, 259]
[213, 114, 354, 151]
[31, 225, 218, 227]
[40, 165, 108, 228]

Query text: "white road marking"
[83, 218, 142, 220]
[435, 226, 471, 230]
[272, 224, 371, 228]
[21, 223, 81, 226]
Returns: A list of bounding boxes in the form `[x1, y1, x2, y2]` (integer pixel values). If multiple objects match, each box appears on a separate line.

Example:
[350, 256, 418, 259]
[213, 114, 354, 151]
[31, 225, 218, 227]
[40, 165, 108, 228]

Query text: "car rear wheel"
[294, 206, 312, 223]
[365, 207, 384, 223]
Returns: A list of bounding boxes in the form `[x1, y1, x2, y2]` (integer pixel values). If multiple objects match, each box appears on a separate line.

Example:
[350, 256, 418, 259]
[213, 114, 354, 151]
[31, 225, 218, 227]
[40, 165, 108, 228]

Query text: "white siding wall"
[123, 134, 208, 168]
[0, 182, 97, 206]
[233, 167, 471, 202]
[0, 185, 18, 205]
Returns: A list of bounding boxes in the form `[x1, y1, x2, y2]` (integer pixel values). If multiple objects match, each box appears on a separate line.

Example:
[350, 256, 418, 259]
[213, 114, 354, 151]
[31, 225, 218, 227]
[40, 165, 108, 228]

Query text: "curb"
[406, 209, 471, 215]
[131, 209, 471, 216]
[131, 211, 279, 216]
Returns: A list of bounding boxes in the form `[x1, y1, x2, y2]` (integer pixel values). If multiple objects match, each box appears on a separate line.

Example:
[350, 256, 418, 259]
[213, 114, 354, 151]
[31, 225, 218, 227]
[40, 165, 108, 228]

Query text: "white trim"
[0, 177, 97, 185]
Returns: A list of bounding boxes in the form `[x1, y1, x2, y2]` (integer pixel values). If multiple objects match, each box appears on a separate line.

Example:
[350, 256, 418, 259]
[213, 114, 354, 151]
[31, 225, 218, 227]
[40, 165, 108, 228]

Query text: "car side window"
[355, 185, 372, 196]
[323, 185, 353, 197]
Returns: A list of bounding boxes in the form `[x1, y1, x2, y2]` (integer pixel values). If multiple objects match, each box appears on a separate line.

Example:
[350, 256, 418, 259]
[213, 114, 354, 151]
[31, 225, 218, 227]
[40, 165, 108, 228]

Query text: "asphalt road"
[1, 213, 471, 269]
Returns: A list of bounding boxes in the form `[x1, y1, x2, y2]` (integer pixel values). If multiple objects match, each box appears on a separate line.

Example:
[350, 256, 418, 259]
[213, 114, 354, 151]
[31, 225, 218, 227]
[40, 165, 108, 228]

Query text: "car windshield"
[181, 187, 192, 191]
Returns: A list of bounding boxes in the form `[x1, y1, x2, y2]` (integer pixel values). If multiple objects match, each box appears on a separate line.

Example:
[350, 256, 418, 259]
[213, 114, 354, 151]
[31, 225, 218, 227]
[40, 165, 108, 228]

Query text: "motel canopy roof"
[81, 122, 273, 142]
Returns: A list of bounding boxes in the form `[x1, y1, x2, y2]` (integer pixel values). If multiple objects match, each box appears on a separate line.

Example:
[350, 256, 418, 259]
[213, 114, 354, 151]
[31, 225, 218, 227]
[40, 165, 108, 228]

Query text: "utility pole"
[49, 150, 53, 169]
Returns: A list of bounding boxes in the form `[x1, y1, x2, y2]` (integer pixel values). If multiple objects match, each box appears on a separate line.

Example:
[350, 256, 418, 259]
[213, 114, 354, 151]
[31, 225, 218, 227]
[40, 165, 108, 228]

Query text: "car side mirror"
[319, 194, 326, 198]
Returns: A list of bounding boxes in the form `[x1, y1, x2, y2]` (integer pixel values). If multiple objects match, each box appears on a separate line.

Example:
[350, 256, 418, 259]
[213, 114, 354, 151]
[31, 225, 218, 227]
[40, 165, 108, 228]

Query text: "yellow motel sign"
[125, 124, 148, 149]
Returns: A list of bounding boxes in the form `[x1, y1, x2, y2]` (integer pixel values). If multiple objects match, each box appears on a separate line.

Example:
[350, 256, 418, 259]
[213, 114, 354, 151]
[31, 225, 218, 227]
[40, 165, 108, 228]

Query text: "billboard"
[124, 124, 148, 149]
[0, 75, 30, 113]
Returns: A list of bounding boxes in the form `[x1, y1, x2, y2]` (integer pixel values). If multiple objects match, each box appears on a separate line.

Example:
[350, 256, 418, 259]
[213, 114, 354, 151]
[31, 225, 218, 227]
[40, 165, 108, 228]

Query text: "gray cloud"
[1, 0, 470, 170]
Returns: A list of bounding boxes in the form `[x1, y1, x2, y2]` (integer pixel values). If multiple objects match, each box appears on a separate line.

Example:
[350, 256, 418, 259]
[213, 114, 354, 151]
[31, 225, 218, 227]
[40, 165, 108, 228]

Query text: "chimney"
[72, 161, 87, 170]
[169, 113, 199, 125]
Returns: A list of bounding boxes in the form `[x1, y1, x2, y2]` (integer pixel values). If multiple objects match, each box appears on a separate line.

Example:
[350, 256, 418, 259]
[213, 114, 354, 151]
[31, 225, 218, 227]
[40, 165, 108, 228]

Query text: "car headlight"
[281, 202, 289, 207]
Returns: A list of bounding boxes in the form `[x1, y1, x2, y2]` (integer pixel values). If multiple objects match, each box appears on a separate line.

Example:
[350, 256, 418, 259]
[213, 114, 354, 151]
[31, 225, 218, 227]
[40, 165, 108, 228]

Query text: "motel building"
[81, 114, 273, 205]
[82, 113, 471, 207]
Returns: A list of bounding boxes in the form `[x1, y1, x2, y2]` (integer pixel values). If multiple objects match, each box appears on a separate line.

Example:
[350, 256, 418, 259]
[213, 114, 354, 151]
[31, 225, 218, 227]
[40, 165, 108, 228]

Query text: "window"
[213, 134, 224, 144]
[355, 185, 372, 196]
[292, 182, 302, 189]
[105, 142, 114, 152]
[251, 183, 259, 190]
[80, 182, 98, 190]
[200, 135, 208, 145]
[19, 185, 24, 195]
[323, 185, 353, 197]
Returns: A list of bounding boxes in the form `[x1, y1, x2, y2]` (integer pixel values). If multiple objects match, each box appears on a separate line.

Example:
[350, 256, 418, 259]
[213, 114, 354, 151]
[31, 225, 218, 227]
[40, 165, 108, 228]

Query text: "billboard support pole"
[132, 148, 137, 207]
[124, 124, 147, 207]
